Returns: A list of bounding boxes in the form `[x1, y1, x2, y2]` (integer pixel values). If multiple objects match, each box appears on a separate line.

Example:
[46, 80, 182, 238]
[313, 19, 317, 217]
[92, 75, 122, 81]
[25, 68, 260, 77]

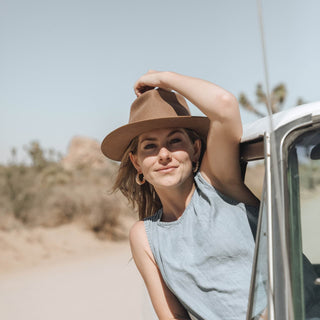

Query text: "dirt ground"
[0, 223, 156, 320]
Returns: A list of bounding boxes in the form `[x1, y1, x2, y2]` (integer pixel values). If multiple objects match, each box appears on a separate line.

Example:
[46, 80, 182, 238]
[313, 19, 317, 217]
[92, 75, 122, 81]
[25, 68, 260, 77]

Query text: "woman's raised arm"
[134, 71, 259, 205]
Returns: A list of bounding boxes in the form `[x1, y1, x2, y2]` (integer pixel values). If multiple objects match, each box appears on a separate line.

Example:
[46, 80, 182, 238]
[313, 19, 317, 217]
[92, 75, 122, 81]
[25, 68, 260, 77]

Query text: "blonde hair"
[113, 129, 205, 220]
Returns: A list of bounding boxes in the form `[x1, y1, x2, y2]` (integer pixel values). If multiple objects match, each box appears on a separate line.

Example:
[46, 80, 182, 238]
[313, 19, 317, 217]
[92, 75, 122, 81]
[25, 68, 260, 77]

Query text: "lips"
[156, 166, 177, 173]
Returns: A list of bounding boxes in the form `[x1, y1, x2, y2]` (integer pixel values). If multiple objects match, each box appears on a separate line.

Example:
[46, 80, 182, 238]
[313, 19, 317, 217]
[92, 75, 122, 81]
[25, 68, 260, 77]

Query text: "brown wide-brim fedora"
[101, 88, 210, 161]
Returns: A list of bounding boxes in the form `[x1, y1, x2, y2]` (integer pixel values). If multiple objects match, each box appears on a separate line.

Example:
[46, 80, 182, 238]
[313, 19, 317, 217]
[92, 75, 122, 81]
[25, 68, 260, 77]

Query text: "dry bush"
[0, 164, 38, 223]
[0, 142, 136, 240]
[80, 193, 129, 240]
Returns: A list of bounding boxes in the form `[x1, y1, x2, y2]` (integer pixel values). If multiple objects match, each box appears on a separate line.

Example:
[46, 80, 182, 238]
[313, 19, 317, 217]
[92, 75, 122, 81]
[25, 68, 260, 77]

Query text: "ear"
[192, 139, 201, 162]
[129, 152, 142, 173]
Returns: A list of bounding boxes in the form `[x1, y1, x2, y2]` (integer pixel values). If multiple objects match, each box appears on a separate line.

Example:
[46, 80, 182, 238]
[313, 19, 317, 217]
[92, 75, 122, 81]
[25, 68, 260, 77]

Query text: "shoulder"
[129, 220, 155, 265]
[129, 220, 147, 250]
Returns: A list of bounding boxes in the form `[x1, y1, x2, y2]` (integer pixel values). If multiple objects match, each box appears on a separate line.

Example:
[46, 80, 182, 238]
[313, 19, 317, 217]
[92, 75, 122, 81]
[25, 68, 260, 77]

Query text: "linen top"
[144, 172, 266, 320]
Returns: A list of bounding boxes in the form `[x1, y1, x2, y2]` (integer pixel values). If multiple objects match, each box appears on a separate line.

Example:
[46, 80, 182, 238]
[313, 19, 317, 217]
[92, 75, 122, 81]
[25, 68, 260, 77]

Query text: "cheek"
[175, 150, 194, 164]
[175, 141, 196, 161]
[140, 156, 156, 172]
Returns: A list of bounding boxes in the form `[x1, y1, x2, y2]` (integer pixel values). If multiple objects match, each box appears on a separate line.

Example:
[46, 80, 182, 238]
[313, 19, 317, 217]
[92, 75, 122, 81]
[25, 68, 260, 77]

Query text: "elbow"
[220, 92, 238, 107]
[212, 92, 239, 122]
[207, 92, 240, 123]
[220, 92, 239, 113]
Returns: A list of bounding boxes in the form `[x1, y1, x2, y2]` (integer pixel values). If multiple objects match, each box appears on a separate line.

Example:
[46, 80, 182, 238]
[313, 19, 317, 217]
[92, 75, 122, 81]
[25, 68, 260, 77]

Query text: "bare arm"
[129, 221, 191, 320]
[134, 71, 259, 206]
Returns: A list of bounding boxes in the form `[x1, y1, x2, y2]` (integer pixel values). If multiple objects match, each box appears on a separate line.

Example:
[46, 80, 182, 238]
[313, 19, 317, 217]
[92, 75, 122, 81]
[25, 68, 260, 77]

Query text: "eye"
[170, 138, 182, 144]
[143, 143, 156, 150]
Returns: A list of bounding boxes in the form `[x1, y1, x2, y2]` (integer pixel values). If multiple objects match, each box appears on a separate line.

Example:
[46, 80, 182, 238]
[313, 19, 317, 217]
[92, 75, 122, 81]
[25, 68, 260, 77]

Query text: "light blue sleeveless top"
[144, 172, 265, 320]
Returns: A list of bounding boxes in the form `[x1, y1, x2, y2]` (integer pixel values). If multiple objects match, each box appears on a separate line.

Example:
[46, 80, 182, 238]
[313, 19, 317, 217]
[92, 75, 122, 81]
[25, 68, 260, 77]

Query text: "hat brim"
[101, 116, 210, 161]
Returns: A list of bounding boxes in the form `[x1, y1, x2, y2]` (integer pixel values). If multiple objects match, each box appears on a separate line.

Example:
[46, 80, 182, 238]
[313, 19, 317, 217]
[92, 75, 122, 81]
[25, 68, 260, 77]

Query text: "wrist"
[159, 71, 179, 91]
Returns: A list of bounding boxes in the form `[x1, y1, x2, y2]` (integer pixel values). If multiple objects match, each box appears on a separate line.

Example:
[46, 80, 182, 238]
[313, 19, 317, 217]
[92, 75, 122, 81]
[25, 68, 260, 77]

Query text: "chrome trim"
[278, 114, 313, 164]
[265, 132, 275, 320]
[246, 177, 266, 320]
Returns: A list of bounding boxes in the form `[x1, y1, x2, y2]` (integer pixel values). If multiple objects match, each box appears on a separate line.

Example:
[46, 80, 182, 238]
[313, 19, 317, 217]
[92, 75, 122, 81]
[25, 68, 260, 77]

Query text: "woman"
[101, 71, 266, 319]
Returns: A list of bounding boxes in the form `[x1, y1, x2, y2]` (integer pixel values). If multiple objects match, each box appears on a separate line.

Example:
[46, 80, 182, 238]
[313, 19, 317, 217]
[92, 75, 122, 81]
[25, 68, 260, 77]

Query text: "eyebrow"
[139, 129, 184, 144]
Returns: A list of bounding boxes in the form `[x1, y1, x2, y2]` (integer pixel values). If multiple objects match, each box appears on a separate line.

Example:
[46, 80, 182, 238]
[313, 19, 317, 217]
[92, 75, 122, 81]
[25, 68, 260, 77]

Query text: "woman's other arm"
[134, 71, 259, 206]
[129, 221, 191, 320]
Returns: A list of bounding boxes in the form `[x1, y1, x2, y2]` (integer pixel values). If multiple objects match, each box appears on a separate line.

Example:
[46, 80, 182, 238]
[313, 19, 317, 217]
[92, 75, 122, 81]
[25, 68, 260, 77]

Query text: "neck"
[155, 176, 195, 222]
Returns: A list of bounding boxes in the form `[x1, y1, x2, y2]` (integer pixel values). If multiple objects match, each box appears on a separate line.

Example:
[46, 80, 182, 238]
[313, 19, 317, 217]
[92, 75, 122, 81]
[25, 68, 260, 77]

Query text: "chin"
[156, 175, 191, 189]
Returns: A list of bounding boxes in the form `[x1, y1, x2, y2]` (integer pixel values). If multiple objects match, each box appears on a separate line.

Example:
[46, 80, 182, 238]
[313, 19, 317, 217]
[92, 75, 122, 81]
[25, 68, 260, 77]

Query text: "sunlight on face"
[133, 128, 199, 190]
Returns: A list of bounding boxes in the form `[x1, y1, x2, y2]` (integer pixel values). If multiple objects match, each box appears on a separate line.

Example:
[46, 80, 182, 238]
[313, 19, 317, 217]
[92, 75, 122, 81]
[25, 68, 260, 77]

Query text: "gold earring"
[193, 161, 199, 173]
[135, 173, 145, 185]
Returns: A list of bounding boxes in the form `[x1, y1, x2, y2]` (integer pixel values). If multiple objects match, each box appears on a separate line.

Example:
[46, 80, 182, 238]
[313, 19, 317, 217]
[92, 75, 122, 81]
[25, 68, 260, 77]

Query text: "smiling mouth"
[156, 166, 177, 173]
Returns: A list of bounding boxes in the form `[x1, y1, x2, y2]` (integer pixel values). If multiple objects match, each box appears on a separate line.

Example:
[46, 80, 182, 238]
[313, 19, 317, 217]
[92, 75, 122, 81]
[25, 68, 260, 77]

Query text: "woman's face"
[130, 128, 200, 190]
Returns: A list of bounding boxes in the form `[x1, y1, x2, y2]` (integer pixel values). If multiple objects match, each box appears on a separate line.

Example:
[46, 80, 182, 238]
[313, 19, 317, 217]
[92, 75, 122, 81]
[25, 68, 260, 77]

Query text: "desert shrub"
[0, 141, 135, 239]
[0, 143, 70, 224]
[80, 191, 129, 240]
[0, 163, 35, 221]
[24, 141, 62, 170]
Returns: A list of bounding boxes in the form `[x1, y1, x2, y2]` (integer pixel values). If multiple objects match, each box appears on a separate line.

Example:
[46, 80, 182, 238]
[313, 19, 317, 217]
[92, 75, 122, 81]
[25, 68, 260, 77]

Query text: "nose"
[158, 147, 171, 162]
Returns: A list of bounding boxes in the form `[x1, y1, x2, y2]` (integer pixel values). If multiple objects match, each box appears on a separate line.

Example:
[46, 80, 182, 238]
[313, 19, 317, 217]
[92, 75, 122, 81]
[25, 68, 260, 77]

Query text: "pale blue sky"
[1, 0, 320, 163]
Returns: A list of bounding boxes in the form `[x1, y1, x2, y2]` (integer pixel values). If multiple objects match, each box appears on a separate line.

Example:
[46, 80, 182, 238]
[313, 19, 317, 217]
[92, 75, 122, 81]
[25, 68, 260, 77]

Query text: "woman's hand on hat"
[134, 70, 172, 97]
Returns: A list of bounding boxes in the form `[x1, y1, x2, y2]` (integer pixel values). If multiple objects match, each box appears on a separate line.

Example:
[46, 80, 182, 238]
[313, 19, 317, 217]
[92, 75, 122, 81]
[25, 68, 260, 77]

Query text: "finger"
[137, 86, 154, 96]
[134, 83, 154, 97]
[133, 80, 143, 96]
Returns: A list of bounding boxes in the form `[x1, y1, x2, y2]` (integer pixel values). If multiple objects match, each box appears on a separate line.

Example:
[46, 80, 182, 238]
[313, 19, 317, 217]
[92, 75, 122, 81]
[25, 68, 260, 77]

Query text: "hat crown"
[101, 88, 209, 161]
[129, 89, 191, 124]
